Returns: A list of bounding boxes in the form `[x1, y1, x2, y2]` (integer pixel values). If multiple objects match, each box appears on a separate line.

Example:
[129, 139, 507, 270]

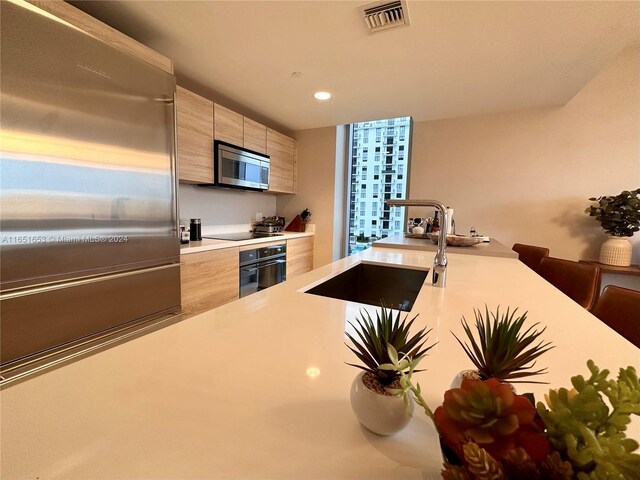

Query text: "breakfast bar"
[1, 247, 637, 479]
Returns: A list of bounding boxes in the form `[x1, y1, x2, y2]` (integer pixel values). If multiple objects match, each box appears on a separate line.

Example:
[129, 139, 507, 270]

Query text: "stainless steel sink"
[305, 263, 429, 311]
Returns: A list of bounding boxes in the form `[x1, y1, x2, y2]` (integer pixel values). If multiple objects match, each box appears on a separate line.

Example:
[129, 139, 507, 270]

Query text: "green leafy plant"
[537, 360, 640, 479]
[585, 188, 640, 237]
[452, 306, 554, 383]
[345, 305, 435, 386]
[379, 345, 435, 421]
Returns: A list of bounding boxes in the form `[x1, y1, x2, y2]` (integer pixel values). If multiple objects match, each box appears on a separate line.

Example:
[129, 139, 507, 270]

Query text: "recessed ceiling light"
[314, 91, 332, 101]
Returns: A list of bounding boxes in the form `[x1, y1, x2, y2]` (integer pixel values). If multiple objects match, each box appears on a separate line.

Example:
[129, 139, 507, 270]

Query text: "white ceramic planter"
[451, 369, 517, 393]
[599, 235, 632, 266]
[349, 372, 414, 436]
[450, 369, 481, 388]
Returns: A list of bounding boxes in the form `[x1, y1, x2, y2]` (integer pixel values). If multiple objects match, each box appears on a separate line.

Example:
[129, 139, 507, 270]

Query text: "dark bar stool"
[591, 285, 640, 347]
[538, 257, 601, 310]
[512, 243, 550, 272]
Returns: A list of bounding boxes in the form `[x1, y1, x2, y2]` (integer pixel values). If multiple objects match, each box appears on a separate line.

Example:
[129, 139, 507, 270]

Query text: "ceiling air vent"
[361, 0, 410, 34]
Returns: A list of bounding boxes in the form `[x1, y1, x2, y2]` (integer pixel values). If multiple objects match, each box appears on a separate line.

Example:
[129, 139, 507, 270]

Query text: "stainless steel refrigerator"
[0, 1, 181, 382]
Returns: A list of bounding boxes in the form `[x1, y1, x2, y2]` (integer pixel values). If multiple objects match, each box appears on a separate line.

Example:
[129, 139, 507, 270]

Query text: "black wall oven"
[240, 244, 286, 297]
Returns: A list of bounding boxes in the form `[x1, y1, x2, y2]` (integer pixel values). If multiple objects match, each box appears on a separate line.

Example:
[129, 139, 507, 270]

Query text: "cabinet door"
[286, 237, 314, 279]
[214, 104, 243, 146]
[243, 117, 267, 154]
[267, 128, 296, 194]
[180, 247, 239, 317]
[176, 86, 214, 183]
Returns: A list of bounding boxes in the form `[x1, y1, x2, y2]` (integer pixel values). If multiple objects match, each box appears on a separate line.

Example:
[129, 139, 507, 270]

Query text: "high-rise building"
[347, 116, 411, 255]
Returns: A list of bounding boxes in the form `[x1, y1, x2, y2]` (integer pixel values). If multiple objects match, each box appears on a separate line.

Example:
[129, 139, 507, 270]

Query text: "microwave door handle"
[242, 156, 263, 168]
[242, 267, 258, 273]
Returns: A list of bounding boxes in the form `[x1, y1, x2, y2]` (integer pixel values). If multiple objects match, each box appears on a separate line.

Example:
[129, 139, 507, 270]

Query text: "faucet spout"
[385, 199, 448, 287]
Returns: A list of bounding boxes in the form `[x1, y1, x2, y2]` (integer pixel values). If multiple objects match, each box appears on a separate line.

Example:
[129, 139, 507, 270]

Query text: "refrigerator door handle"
[172, 89, 180, 236]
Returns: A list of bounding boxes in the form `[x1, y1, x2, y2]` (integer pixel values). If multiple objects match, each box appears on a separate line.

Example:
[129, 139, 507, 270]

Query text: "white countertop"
[374, 233, 518, 258]
[180, 230, 314, 254]
[1, 248, 638, 479]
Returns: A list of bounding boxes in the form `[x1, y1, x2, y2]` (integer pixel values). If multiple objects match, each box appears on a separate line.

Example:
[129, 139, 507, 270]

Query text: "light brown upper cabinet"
[267, 128, 297, 194]
[177, 86, 214, 184]
[243, 117, 267, 154]
[27, 0, 173, 74]
[214, 104, 243, 146]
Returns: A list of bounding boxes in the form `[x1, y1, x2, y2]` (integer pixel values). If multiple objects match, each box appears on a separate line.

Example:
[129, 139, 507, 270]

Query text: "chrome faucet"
[385, 199, 448, 287]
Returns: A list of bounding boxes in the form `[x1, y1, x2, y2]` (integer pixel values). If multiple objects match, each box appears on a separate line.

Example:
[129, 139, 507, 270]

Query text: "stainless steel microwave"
[214, 140, 270, 191]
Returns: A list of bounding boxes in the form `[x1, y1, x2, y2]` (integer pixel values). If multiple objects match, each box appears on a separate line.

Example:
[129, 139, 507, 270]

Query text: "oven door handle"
[241, 258, 286, 273]
[256, 259, 286, 268]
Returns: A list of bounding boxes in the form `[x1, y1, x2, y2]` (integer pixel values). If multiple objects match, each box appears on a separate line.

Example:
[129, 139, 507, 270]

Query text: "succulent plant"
[345, 304, 435, 386]
[452, 306, 553, 383]
[585, 188, 640, 237]
[434, 377, 550, 463]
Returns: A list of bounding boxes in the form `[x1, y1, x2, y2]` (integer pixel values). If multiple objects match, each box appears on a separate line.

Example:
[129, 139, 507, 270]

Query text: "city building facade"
[347, 116, 411, 254]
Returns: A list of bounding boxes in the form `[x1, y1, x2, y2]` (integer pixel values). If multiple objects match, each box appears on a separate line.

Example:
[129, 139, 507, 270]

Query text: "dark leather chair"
[538, 257, 600, 310]
[591, 285, 640, 347]
[512, 243, 550, 272]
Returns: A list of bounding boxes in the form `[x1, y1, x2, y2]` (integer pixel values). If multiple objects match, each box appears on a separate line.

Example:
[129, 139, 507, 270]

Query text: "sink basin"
[305, 263, 428, 311]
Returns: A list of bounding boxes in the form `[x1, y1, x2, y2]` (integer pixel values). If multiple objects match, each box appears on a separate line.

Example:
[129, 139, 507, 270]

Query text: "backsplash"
[179, 184, 276, 225]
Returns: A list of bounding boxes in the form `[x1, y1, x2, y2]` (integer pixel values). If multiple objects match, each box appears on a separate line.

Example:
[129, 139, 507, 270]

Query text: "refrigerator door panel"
[0, 264, 181, 366]
[0, 1, 178, 290]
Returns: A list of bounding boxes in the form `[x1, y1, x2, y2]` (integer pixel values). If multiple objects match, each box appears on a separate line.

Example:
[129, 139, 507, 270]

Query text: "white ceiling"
[71, 1, 640, 131]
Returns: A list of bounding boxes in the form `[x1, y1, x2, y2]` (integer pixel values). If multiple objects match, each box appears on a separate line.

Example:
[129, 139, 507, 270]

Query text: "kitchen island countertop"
[374, 233, 518, 258]
[1, 247, 637, 479]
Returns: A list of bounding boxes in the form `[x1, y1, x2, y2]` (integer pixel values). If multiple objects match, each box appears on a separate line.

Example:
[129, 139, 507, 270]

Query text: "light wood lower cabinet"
[180, 248, 239, 317]
[286, 236, 314, 279]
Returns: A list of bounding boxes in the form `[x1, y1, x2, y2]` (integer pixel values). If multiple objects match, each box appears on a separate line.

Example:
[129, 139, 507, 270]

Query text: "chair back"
[591, 285, 640, 347]
[538, 257, 600, 310]
[512, 243, 550, 272]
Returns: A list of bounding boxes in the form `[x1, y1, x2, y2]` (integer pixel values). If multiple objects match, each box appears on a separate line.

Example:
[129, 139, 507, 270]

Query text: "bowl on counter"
[427, 233, 483, 247]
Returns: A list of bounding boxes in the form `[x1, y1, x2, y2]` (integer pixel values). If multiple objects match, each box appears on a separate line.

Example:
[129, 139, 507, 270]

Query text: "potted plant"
[437, 361, 640, 479]
[383, 348, 640, 478]
[345, 304, 435, 435]
[585, 188, 640, 266]
[451, 306, 554, 386]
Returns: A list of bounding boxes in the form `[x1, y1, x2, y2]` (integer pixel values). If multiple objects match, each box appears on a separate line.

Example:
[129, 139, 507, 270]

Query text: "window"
[347, 117, 411, 255]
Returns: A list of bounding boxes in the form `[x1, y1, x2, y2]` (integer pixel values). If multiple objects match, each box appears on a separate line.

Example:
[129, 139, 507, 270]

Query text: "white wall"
[276, 127, 338, 268]
[179, 184, 276, 226]
[283, 44, 640, 267]
[408, 44, 640, 263]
